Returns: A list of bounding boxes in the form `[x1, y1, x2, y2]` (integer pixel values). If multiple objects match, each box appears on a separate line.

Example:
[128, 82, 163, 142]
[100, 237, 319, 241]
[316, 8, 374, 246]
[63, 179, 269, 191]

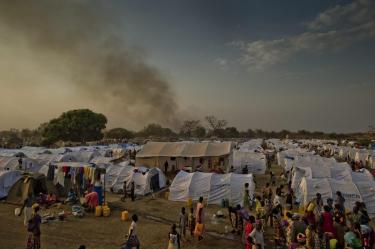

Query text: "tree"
[42, 109, 107, 144]
[205, 116, 227, 130]
[223, 127, 240, 138]
[138, 123, 176, 138]
[180, 120, 201, 137]
[193, 126, 206, 138]
[105, 128, 134, 140]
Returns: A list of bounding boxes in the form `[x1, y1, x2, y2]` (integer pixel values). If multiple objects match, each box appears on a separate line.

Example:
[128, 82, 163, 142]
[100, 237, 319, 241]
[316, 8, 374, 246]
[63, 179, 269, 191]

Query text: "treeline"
[0, 109, 373, 148]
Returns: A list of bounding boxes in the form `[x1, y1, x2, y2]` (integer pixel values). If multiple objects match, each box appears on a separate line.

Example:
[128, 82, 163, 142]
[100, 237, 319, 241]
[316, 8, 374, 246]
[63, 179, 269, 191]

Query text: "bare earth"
[0, 165, 282, 249]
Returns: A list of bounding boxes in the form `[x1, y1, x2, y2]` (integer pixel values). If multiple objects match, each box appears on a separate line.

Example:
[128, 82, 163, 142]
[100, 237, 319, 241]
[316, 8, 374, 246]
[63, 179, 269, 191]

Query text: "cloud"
[234, 0, 375, 70]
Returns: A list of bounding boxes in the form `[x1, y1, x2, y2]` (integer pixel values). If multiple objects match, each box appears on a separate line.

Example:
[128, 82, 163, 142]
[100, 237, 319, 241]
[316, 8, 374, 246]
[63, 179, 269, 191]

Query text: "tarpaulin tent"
[231, 151, 266, 174]
[169, 171, 254, 205]
[0, 170, 21, 199]
[105, 163, 166, 196]
[298, 174, 375, 214]
[0, 156, 41, 172]
[6, 173, 48, 205]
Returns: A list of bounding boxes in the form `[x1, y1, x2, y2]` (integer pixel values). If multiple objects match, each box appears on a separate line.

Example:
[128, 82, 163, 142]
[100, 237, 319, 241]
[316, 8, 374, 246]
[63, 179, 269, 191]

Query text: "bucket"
[121, 211, 129, 221]
[95, 206, 103, 217]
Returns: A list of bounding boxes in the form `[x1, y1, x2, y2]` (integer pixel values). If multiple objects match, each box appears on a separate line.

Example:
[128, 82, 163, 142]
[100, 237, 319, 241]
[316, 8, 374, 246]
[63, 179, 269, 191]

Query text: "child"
[249, 220, 264, 249]
[188, 207, 195, 237]
[179, 207, 187, 240]
[168, 224, 180, 249]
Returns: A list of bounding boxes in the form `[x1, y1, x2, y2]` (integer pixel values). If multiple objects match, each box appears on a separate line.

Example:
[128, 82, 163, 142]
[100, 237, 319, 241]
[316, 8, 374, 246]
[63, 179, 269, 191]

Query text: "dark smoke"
[0, 0, 178, 127]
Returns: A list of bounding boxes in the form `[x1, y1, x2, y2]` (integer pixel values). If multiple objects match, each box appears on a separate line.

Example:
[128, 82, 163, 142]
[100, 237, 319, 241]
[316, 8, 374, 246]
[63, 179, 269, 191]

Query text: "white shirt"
[129, 221, 137, 236]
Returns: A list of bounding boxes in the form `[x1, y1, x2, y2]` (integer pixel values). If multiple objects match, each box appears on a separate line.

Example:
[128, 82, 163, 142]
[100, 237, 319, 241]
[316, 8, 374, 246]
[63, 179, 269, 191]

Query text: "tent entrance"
[150, 174, 160, 191]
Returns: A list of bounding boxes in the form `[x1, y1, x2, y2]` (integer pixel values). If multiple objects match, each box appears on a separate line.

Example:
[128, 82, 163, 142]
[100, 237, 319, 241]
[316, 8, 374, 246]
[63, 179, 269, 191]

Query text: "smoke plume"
[0, 0, 179, 129]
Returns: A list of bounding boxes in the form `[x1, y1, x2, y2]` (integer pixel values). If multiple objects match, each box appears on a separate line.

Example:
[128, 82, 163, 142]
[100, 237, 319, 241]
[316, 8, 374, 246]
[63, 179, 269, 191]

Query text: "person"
[333, 214, 346, 249]
[326, 198, 334, 214]
[321, 205, 335, 236]
[164, 161, 169, 174]
[26, 204, 42, 249]
[344, 227, 362, 249]
[333, 203, 346, 226]
[249, 220, 264, 249]
[272, 208, 285, 248]
[18, 157, 23, 170]
[126, 214, 140, 249]
[296, 233, 307, 249]
[78, 246, 86, 249]
[305, 224, 315, 249]
[84, 191, 99, 211]
[244, 216, 255, 249]
[167, 224, 180, 249]
[228, 206, 239, 232]
[122, 181, 127, 201]
[291, 214, 307, 244]
[130, 182, 135, 202]
[273, 189, 283, 215]
[179, 207, 187, 240]
[46, 192, 56, 207]
[313, 193, 323, 213]
[195, 196, 205, 241]
[188, 207, 195, 237]
[65, 188, 77, 204]
[19, 192, 33, 227]
[243, 183, 250, 210]
[335, 191, 345, 213]
[285, 189, 293, 211]
[262, 183, 272, 201]
[270, 171, 276, 186]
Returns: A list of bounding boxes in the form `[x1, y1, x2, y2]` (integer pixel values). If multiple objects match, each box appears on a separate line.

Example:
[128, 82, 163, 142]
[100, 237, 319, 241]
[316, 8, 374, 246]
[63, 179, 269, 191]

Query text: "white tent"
[231, 151, 266, 174]
[169, 171, 254, 205]
[105, 163, 166, 196]
[0, 171, 22, 199]
[298, 174, 375, 214]
[66, 151, 101, 163]
[31, 154, 76, 166]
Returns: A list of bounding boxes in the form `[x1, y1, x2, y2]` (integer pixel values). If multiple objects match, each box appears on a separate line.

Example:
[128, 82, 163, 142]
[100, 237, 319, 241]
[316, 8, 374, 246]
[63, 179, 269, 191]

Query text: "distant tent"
[169, 171, 254, 206]
[0, 171, 22, 199]
[6, 173, 48, 204]
[0, 156, 41, 172]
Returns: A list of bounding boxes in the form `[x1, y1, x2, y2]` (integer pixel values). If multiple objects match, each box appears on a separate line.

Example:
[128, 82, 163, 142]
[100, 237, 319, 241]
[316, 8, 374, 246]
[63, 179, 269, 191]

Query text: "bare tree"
[205, 115, 227, 131]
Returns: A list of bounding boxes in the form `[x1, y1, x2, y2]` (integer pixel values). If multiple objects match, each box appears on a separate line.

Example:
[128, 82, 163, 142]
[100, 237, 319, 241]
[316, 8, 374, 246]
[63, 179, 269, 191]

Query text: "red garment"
[244, 221, 254, 249]
[322, 212, 335, 235]
[85, 192, 99, 209]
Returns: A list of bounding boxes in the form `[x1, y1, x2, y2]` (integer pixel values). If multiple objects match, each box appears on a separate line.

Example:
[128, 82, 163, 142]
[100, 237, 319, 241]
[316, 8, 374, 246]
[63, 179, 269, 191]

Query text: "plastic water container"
[121, 211, 129, 221]
[102, 205, 111, 217]
[95, 206, 103, 217]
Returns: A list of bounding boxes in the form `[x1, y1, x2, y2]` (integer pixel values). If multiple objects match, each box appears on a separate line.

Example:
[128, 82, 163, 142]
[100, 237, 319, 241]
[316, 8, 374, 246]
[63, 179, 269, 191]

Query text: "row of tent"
[169, 170, 254, 206]
[277, 147, 375, 214]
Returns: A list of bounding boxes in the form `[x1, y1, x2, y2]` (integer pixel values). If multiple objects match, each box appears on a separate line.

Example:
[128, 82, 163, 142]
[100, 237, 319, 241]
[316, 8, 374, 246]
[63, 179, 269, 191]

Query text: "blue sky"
[0, 0, 374, 132]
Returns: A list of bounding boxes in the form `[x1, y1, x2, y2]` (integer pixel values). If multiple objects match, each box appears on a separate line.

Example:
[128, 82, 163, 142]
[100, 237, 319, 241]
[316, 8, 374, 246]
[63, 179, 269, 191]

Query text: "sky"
[0, 0, 374, 133]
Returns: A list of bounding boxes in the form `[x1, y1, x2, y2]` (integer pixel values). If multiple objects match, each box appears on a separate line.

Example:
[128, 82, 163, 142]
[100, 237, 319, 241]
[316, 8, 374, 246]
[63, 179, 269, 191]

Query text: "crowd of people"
[227, 179, 374, 249]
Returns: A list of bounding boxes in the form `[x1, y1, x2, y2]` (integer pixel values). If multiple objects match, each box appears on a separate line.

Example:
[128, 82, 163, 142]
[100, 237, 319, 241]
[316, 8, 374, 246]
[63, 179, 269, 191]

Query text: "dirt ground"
[0, 164, 283, 249]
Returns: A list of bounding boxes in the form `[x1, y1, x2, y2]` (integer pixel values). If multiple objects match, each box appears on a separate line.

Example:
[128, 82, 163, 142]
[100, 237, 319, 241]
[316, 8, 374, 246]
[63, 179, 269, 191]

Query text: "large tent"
[105, 163, 166, 196]
[136, 141, 233, 172]
[0, 170, 22, 199]
[169, 171, 254, 205]
[231, 150, 266, 174]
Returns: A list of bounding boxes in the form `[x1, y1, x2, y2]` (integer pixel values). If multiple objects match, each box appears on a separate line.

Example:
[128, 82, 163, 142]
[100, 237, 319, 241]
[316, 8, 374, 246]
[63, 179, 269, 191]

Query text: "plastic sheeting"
[231, 151, 266, 174]
[169, 171, 254, 205]
[298, 174, 375, 214]
[105, 163, 166, 196]
[0, 171, 22, 199]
